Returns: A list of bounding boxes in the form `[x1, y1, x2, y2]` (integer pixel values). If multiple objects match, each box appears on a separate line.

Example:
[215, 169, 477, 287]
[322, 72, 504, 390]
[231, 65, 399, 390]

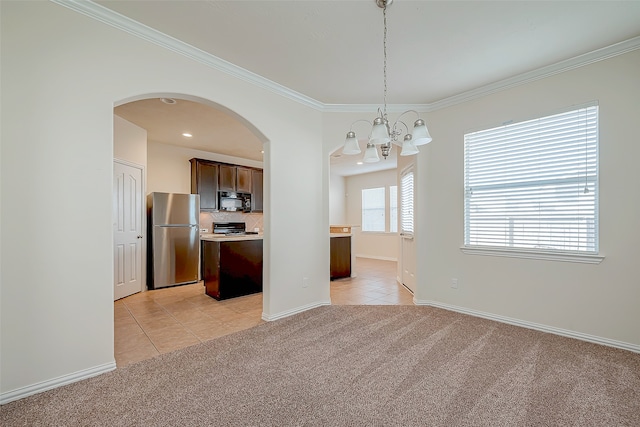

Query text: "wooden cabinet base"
[203, 239, 263, 300]
[330, 236, 351, 280]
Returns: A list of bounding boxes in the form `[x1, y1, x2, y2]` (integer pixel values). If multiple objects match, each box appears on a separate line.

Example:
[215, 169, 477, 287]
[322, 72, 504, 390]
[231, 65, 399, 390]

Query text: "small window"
[464, 104, 599, 256]
[362, 187, 385, 232]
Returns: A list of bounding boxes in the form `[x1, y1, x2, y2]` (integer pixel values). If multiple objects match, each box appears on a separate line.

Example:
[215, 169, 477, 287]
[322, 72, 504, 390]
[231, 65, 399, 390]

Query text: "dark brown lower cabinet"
[202, 239, 263, 300]
[330, 236, 351, 280]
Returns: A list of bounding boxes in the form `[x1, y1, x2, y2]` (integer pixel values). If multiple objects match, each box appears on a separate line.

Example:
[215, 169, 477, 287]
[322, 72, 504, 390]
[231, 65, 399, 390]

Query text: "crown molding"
[53, 0, 640, 114]
[51, 0, 325, 111]
[429, 35, 640, 112]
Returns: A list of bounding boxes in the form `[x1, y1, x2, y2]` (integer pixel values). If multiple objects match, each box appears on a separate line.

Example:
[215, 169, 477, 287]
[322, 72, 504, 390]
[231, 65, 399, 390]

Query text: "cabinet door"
[237, 167, 252, 193]
[190, 159, 218, 211]
[218, 164, 236, 192]
[251, 169, 263, 212]
[330, 236, 351, 280]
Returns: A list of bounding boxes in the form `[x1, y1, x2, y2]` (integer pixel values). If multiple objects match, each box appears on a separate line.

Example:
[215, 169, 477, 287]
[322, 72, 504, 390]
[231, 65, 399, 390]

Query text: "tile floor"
[114, 258, 412, 367]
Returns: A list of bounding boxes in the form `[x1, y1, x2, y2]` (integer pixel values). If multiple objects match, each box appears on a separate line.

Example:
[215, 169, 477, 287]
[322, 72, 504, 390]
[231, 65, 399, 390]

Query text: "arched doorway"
[112, 94, 268, 366]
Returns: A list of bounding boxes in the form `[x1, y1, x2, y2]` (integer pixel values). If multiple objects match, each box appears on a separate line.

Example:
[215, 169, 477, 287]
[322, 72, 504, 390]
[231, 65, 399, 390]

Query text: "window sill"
[460, 246, 604, 264]
[361, 231, 398, 236]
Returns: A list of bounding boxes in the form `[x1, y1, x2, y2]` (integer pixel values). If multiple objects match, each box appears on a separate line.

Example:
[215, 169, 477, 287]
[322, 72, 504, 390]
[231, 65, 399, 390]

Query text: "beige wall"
[2, 0, 639, 406]
[329, 173, 347, 225]
[1, 1, 328, 401]
[414, 49, 640, 348]
[113, 115, 147, 167]
[146, 140, 263, 195]
[346, 169, 399, 261]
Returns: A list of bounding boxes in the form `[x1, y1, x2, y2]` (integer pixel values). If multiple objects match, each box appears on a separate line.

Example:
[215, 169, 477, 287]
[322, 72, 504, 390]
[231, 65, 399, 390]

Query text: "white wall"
[146, 140, 263, 195]
[415, 50, 640, 348]
[329, 173, 346, 225]
[345, 169, 399, 261]
[1, 1, 329, 401]
[113, 115, 147, 167]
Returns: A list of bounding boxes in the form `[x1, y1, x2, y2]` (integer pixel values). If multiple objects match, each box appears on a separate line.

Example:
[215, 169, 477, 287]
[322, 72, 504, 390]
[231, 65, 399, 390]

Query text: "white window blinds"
[464, 105, 598, 253]
[401, 170, 414, 235]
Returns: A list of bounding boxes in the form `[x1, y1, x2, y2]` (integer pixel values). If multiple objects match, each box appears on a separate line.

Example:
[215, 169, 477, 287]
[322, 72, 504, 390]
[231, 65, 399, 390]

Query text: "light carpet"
[2, 305, 639, 426]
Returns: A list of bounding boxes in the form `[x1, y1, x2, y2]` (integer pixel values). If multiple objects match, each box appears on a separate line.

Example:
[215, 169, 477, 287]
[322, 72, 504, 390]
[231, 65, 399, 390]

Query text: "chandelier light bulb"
[370, 117, 391, 145]
[363, 143, 380, 163]
[400, 134, 419, 156]
[411, 119, 432, 146]
[343, 131, 361, 155]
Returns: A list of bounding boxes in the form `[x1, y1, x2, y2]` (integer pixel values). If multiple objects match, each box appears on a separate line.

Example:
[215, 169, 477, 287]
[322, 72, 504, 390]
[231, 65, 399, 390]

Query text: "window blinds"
[464, 105, 598, 253]
[401, 171, 414, 235]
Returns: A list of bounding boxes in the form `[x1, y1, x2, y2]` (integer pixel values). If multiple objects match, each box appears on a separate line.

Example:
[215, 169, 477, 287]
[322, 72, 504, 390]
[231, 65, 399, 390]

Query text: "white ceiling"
[102, 0, 640, 176]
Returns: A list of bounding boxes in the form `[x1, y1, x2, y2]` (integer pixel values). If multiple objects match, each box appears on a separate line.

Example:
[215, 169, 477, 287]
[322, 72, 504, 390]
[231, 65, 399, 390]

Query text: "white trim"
[460, 246, 605, 264]
[51, 0, 324, 111]
[0, 361, 116, 405]
[262, 300, 331, 322]
[413, 300, 639, 354]
[52, 1, 640, 114]
[429, 36, 640, 112]
[355, 254, 397, 262]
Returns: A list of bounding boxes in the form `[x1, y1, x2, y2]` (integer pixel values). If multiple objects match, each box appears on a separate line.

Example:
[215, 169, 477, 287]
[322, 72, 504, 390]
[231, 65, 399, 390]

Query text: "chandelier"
[342, 0, 432, 163]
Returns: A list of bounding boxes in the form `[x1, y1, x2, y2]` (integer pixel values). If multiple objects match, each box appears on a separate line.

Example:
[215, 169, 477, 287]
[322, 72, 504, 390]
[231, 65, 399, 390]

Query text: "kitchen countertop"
[330, 233, 352, 237]
[200, 233, 263, 242]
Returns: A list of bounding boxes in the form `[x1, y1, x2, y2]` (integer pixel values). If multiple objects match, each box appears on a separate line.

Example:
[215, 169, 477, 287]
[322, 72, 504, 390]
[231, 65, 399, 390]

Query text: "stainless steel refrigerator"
[147, 192, 200, 289]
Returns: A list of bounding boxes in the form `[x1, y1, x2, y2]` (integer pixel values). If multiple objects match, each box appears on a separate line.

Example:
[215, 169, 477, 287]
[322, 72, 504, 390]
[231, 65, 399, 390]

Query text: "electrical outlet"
[302, 277, 309, 288]
[200, 228, 209, 233]
[451, 278, 458, 289]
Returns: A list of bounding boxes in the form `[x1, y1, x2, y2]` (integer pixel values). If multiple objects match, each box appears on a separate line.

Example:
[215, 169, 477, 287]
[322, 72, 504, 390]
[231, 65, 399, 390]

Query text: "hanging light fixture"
[342, 0, 432, 162]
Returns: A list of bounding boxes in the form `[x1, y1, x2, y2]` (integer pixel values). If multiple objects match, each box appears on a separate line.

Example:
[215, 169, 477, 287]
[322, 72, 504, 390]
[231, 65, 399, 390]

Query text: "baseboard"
[1, 361, 116, 405]
[414, 299, 640, 354]
[355, 255, 397, 262]
[262, 300, 331, 322]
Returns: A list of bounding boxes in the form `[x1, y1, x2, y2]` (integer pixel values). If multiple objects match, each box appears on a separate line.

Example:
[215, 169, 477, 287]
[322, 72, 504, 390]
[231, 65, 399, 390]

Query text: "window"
[464, 104, 599, 258]
[362, 187, 385, 232]
[361, 185, 398, 233]
[390, 186, 398, 233]
[401, 171, 414, 235]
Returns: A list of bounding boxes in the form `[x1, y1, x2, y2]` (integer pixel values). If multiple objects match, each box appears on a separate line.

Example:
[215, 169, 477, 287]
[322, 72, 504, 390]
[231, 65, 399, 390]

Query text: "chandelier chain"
[383, 4, 387, 120]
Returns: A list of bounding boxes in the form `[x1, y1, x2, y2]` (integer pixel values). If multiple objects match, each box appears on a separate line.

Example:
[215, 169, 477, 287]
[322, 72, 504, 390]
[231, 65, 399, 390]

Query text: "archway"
[113, 93, 269, 366]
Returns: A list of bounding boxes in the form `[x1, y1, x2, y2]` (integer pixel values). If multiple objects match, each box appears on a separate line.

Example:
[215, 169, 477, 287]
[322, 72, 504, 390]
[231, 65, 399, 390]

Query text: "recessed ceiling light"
[182, 133, 192, 138]
[261, 150, 264, 154]
[357, 162, 364, 165]
[160, 98, 177, 105]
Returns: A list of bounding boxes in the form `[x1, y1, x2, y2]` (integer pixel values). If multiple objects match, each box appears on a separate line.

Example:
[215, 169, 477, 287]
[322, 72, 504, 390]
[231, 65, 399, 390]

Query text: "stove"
[212, 222, 258, 236]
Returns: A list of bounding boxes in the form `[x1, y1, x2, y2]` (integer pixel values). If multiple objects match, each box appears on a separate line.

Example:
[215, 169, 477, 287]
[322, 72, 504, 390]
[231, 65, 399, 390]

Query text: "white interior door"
[113, 160, 144, 300]
[400, 166, 416, 293]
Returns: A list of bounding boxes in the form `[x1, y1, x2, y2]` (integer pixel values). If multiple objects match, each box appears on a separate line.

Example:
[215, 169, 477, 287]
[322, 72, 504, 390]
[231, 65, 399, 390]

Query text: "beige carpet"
[2, 305, 639, 426]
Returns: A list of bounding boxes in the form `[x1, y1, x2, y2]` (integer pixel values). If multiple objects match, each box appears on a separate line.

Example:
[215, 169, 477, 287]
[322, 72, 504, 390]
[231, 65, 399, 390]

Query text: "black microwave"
[219, 192, 251, 212]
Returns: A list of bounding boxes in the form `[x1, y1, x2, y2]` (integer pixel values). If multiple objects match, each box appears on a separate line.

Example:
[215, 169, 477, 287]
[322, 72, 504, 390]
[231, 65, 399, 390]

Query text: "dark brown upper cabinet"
[219, 165, 252, 194]
[236, 167, 252, 194]
[251, 169, 263, 212]
[190, 159, 218, 211]
[218, 164, 237, 192]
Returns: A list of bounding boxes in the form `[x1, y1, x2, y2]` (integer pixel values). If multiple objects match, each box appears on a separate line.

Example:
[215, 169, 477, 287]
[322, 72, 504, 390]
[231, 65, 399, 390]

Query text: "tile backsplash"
[199, 211, 263, 233]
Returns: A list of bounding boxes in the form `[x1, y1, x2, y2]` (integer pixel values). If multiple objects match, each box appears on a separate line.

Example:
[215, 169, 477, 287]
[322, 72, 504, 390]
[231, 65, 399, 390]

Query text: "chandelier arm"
[349, 119, 374, 132]
[389, 120, 410, 144]
[395, 109, 422, 123]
